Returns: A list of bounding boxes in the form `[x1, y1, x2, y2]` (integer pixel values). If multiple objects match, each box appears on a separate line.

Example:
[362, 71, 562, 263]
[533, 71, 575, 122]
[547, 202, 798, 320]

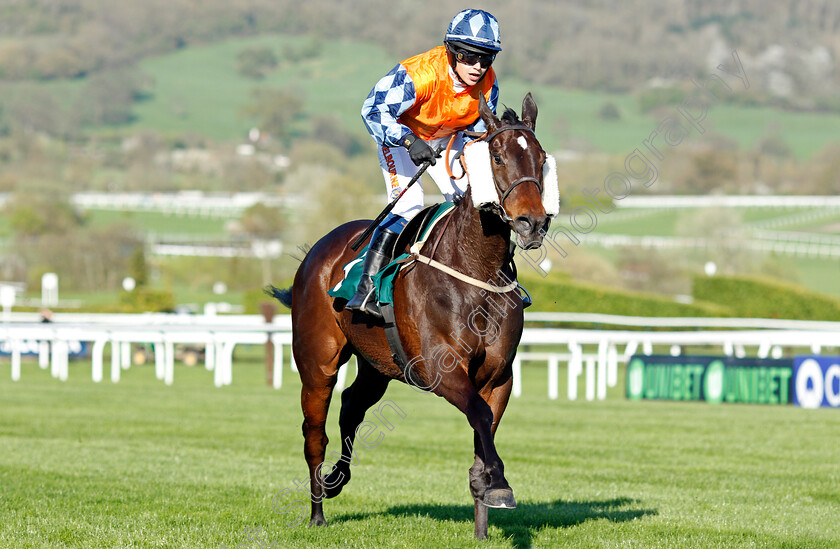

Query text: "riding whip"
[350, 145, 444, 251]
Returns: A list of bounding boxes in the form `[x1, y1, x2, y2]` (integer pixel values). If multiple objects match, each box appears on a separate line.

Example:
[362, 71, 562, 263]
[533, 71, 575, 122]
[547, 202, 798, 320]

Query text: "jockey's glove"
[402, 133, 437, 166]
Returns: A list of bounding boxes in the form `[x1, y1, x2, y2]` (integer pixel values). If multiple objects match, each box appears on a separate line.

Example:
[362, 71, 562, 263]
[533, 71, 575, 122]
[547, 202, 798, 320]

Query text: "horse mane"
[295, 243, 312, 261]
[500, 107, 520, 125]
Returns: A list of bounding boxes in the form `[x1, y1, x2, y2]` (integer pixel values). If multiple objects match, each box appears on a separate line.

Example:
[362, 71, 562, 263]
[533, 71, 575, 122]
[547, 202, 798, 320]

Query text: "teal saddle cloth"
[328, 202, 455, 306]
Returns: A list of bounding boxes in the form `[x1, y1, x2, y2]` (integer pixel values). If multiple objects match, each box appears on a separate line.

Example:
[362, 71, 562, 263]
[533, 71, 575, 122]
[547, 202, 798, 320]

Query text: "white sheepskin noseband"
[462, 140, 560, 217]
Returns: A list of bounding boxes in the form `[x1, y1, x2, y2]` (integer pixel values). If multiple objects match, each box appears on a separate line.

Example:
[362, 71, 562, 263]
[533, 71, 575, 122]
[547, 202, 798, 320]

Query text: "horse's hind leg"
[323, 356, 391, 498]
[298, 343, 350, 527]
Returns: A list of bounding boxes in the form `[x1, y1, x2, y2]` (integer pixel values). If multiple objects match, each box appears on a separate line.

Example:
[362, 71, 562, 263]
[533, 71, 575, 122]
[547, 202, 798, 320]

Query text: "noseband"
[482, 124, 544, 221]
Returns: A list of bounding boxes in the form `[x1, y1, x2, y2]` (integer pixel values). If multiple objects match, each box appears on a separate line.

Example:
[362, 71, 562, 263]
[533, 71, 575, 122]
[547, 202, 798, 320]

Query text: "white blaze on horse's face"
[517, 136, 528, 150]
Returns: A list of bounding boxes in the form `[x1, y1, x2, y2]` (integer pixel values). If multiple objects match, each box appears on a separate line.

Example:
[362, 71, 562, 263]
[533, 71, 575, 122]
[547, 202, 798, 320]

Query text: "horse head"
[472, 93, 555, 249]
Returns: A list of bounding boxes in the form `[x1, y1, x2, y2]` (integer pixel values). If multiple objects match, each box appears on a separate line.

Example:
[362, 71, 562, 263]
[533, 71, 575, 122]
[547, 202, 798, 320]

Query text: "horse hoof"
[309, 516, 327, 527]
[323, 468, 350, 499]
[482, 488, 516, 509]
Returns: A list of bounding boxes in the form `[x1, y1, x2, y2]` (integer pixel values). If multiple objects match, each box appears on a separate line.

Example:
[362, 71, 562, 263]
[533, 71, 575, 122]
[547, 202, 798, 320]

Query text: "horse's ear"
[521, 92, 538, 130]
[478, 94, 499, 134]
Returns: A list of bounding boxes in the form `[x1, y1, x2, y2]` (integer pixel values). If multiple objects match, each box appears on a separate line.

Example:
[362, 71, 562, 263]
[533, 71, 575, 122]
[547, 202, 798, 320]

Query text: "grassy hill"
[40, 33, 840, 160]
[2, 32, 838, 159]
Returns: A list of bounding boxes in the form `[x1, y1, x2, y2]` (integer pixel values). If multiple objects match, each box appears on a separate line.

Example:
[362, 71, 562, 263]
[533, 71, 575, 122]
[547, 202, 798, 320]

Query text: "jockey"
[347, 8, 501, 317]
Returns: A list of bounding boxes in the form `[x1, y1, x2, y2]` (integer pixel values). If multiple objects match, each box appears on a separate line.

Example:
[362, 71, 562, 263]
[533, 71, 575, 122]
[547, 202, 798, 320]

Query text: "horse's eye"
[492, 153, 503, 165]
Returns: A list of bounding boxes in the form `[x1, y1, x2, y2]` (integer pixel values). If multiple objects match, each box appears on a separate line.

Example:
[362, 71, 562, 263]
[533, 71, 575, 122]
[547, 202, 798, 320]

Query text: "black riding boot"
[345, 227, 399, 318]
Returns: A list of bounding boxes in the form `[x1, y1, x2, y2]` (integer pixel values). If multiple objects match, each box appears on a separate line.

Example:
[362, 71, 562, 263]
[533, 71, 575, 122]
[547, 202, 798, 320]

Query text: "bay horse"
[271, 93, 552, 540]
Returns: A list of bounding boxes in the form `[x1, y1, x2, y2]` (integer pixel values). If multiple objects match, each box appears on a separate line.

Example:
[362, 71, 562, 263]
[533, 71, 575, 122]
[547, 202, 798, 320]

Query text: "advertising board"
[792, 356, 840, 409]
[626, 355, 793, 405]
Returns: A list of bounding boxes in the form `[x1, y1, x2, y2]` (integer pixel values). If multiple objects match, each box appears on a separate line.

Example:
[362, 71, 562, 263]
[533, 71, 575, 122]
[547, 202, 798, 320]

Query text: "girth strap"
[380, 303, 411, 374]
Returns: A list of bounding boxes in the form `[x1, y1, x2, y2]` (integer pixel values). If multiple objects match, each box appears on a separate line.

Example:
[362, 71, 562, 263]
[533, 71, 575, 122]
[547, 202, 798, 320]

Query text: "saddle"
[328, 202, 456, 307]
[331, 201, 530, 376]
[392, 203, 441, 260]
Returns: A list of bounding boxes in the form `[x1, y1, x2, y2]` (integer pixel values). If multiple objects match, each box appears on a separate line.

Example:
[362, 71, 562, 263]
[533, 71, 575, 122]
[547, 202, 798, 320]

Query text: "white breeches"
[376, 134, 468, 221]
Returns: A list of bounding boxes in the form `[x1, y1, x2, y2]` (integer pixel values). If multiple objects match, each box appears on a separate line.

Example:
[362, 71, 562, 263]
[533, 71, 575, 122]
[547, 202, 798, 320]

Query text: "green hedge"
[693, 275, 840, 321]
[243, 282, 293, 314]
[521, 274, 730, 317]
[115, 288, 177, 313]
[18, 288, 176, 313]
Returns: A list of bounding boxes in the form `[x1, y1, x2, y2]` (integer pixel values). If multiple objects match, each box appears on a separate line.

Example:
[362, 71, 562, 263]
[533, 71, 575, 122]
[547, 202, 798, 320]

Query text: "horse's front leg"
[435, 370, 516, 510]
[470, 440, 490, 539]
[469, 377, 514, 539]
[466, 393, 515, 508]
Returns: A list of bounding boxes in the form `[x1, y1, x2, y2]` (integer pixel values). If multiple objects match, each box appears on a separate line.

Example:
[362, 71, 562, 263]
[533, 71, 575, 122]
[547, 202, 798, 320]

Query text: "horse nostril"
[540, 216, 551, 235]
[514, 216, 532, 233]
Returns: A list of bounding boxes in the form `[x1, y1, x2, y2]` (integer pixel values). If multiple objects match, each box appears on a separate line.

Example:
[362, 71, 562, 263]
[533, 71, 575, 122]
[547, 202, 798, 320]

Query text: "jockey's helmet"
[444, 9, 501, 54]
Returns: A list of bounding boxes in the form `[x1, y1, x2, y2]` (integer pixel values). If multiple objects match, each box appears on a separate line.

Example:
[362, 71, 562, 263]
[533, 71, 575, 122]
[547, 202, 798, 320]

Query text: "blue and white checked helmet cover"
[445, 9, 501, 52]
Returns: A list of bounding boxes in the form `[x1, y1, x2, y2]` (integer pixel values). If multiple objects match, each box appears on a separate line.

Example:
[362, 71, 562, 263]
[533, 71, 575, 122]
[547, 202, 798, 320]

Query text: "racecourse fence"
[619, 195, 840, 209]
[583, 233, 840, 259]
[3, 312, 839, 401]
[69, 192, 292, 218]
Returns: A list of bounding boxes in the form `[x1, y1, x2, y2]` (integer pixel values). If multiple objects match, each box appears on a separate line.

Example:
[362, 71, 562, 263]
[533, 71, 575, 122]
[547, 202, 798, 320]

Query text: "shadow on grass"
[334, 497, 657, 548]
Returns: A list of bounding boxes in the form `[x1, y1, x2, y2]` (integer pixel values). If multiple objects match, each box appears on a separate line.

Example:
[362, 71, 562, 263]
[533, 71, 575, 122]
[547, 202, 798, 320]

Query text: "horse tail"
[264, 285, 293, 309]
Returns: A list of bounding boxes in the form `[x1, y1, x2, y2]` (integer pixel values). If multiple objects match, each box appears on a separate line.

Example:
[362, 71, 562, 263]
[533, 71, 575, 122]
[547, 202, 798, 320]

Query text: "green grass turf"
[590, 208, 832, 236]
[53, 286, 250, 310]
[128, 33, 840, 159]
[1, 351, 838, 548]
[83, 210, 229, 236]
[709, 104, 840, 160]
[128, 35, 394, 142]
[778, 214, 840, 233]
[591, 210, 683, 236]
[789, 258, 840, 298]
[741, 208, 814, 224]
[498, 82, 661, 155]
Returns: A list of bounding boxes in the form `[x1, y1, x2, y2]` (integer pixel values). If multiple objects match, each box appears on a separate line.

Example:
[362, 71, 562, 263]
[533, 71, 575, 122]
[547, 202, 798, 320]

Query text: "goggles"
[450, 46, 495, 68]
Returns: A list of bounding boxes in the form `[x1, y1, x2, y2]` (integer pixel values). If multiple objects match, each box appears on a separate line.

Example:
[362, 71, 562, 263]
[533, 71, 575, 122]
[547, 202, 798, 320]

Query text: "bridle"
[481, 124, 544, 222]
[407, 123, 545, 295]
